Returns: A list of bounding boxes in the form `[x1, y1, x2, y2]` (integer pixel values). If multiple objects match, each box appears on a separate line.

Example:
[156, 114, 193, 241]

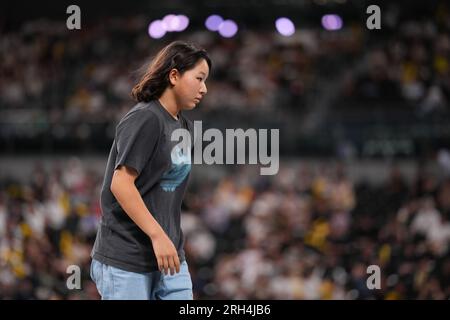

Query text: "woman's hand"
[150, 230, 181, 276]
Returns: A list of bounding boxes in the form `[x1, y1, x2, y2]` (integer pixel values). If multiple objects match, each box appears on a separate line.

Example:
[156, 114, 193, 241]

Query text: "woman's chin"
[186, 102, 197, 110]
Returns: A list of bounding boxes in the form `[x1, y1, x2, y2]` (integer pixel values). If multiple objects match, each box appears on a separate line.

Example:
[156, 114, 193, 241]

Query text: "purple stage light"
[205, 15, 223, 31]
[174, 15, 189, 32]
[218, 19, 238, 38]
[275, 17, 295, 36]
[148, 20, 166, 39]
[162, 14, 177, 32]
[321, 14, 343, 31]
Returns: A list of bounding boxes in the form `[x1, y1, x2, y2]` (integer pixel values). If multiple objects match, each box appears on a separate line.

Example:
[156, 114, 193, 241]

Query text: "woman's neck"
[158, 92, 179, 120]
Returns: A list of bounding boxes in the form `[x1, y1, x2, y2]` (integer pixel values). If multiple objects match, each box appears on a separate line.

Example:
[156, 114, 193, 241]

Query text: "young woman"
[90, 41, 211, 300]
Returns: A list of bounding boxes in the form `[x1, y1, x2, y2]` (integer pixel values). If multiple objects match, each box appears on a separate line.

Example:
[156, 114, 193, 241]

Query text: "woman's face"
[171, 59, 209, 110]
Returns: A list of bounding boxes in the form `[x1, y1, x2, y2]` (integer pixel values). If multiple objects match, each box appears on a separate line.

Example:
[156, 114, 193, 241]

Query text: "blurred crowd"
[0, 15, 352, 122]
[183, 162, 450, 299]
[0, 158, 101, 299]
[0, 13, 361, 152]
[341, 18, 450, 115]
[1, 7, 449, 156]
[0, 159, 449, 299]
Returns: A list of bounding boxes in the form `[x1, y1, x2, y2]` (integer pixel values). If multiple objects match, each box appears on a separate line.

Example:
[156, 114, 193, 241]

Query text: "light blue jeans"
[90, 259, 194, 300]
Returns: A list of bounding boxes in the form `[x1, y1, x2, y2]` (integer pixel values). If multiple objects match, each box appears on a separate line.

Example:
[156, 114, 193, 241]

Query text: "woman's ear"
[168, 68, 179, 86]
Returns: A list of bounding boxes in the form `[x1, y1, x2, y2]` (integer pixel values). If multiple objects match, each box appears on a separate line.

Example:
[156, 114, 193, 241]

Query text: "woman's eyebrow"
[198, 71, 209, 79]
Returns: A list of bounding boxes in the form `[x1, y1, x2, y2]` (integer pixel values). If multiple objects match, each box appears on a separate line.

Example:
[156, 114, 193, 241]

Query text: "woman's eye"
[197, 78, 203, 81]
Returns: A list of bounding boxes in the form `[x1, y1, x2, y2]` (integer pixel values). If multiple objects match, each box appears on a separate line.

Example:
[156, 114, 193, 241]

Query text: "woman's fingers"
[174, 255, 181, 274]
[157, 257, 163, 272]
[168, 256, 176, 275]
[162, 256, 169, 275]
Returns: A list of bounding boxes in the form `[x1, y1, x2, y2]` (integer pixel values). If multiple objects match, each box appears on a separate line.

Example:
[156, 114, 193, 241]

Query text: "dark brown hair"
[131, 41, 212, 102]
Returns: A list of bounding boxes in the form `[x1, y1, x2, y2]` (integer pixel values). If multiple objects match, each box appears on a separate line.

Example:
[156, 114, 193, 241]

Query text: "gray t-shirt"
[91, 99, 193, 273]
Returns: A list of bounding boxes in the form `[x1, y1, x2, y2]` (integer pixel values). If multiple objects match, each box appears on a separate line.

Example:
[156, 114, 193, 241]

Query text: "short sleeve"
[114, 110, 161, 176]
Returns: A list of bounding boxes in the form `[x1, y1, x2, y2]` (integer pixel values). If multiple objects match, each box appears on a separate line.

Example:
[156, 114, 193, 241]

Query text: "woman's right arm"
[110, 165, 181, 275]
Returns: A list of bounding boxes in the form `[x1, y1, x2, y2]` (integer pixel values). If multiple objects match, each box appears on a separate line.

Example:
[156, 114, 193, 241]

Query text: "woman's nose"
[200, 83, 207, 95]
